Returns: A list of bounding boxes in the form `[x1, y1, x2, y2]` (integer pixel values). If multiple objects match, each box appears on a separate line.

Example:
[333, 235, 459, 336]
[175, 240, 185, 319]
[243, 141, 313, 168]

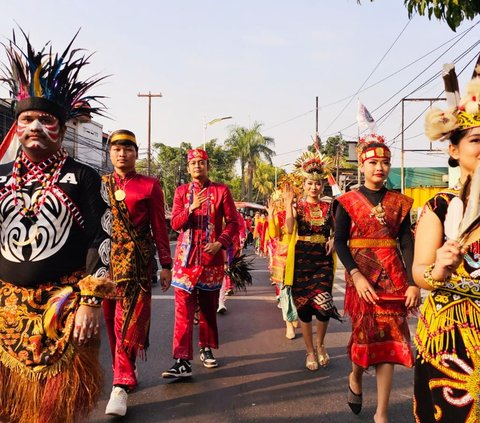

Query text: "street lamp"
[203, 116, 232, 150]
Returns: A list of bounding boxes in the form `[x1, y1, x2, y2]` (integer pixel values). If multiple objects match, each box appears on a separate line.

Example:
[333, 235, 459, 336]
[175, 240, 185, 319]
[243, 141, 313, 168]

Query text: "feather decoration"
[442, 63, 460, 108]
[457, 166, 480, 246]
[459, 166, 480, 234]
[0, 26, 109, 121]
[444, 196, 463, 240]
[225, 253, 255, 292]
[43, 286, 75, 339]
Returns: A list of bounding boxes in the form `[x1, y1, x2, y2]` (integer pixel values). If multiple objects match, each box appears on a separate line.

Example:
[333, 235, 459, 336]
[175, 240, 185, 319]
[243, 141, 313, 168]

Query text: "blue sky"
[0, 1, 478, 171]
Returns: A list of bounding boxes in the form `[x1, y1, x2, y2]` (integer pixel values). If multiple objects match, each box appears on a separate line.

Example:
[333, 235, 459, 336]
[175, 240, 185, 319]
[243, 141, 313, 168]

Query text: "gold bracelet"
[423, 263, 448, 288]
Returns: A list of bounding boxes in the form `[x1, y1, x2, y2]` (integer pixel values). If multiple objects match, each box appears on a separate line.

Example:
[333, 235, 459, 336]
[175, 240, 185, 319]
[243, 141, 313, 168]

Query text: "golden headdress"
[425, 61, 480, 141]
[273, 173, 303, 208]
[293, 151, 333, 181]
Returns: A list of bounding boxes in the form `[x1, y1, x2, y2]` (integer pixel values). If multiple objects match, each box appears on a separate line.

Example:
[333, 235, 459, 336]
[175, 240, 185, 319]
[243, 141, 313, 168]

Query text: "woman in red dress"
[334, 135, 420, 423]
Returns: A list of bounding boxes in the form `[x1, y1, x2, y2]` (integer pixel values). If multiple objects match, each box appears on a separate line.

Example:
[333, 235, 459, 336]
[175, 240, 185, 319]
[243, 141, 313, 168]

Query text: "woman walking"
[334, 135, 420, 423]
[284, 151, 340, 371]
[267, 187, 298, 339]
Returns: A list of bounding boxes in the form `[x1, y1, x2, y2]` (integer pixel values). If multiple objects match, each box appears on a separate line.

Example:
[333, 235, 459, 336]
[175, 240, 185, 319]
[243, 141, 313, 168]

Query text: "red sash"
[337, 190, 412, 291]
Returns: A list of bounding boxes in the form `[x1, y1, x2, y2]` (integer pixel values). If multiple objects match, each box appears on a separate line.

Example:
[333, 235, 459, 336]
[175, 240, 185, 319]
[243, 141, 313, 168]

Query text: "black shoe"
[161, 359, 192, 378]
[199, 347, 218, 368]
[347, 373, 362, 415]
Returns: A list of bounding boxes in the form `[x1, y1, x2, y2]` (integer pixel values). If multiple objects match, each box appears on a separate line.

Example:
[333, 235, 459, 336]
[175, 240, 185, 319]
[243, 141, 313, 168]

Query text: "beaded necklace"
[10, 148, 68, 245]
[302, 199, 326, 229]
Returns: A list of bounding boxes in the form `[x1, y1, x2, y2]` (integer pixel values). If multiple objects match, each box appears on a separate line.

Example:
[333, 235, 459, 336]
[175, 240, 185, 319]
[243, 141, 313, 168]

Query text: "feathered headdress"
[425, 56, 480, 141]
[293, 151, 333, 181]
[0, 27, 107, 124]
[356, 133, 391, 164]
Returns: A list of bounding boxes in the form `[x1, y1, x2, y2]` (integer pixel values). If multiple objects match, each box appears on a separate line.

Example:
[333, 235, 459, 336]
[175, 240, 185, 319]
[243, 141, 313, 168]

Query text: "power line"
[263, 20, 479, 135]
[320, 19, 413, 136]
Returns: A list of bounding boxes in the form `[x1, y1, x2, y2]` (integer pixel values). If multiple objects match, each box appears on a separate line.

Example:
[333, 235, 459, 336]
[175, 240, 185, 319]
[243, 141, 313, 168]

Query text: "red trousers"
[173, 288, 219, 360]
[103, 299, 137, 389]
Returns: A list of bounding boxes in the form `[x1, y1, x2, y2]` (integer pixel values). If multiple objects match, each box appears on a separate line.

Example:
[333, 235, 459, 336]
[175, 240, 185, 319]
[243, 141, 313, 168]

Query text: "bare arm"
[413, 206, 463, 290]
[284, 184, 296, 234]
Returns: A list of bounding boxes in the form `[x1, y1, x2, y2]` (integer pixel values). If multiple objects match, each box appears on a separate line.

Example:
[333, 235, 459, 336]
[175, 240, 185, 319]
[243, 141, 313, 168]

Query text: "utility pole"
[400, 97, 445, 193]
[315, 96, 320, 149]
[138, 91, 162, 176]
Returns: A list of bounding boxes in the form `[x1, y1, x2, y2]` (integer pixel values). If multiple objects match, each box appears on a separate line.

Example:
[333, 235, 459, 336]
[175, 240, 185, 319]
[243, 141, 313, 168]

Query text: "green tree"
[138, 140, 237, 207]
[359, 0, 480, 31]
[137, 141, 192, 207]
[200, 139, 237, 184]
[253, 161, 276, 203]
[227, 176, 242, 201]
[225, 122, 275, 202]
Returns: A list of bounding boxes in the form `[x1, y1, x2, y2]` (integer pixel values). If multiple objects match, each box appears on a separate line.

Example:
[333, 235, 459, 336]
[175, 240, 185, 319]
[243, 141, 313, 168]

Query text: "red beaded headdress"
[357, 134, 391, 164]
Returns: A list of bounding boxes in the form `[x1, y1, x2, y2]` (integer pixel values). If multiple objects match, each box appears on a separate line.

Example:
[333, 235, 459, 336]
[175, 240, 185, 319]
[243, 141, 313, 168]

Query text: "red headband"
[359, 145, 391, 164]
[187, 148, 209, 162]
[357, 134, 391, 164]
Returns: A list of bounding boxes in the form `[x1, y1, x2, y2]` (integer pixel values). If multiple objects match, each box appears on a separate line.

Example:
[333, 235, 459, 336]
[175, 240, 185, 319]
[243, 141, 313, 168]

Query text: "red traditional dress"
[103, 171, 172, 389]
[336, 188, 414, 369]
[171, 179, 238, 359]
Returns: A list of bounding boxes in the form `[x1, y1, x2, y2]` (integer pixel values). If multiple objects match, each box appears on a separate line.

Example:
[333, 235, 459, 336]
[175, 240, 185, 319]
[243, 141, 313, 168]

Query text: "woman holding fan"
[413, 66, 480, 422]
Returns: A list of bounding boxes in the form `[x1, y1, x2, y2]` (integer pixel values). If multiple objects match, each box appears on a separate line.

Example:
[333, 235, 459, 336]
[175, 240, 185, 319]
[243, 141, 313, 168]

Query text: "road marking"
[152, 294, 345, 301]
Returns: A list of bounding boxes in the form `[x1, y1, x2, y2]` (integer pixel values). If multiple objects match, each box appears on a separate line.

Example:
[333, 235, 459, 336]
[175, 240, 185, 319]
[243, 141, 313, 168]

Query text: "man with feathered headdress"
[0, 29, 113, 423]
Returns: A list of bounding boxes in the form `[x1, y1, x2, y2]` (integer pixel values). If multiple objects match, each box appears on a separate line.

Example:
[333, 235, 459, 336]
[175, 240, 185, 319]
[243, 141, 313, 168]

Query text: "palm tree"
[225, 122, 274, 201]
[253, 161, 275, 203]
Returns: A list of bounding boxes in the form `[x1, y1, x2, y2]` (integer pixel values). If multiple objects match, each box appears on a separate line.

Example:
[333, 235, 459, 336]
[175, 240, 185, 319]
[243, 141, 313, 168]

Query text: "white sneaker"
[217, 302, 227, 314]
[105, 386, 128, 416]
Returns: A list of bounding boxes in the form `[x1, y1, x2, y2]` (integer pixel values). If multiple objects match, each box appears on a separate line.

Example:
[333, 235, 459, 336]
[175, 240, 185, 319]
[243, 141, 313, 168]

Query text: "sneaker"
[225, 289, 234, 296]
[199, 347, 218, 368]
[105, 386, 128, 416]
[161, 358, 192, 378]
[217, 303, 227, 314]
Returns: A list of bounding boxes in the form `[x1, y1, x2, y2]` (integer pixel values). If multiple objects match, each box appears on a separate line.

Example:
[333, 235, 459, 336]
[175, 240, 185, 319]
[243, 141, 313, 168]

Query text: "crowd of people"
[0, 29, 479, 423]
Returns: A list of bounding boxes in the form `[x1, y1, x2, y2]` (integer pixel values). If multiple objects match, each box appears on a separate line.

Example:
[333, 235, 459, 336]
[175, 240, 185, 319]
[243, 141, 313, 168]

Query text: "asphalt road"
[88, 249, 416, 423]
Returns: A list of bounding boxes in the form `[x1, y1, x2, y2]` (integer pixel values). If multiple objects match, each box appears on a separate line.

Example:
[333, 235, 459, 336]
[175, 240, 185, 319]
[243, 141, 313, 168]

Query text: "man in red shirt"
[162, 148, 238, 378]
[103, 129, 172, 416]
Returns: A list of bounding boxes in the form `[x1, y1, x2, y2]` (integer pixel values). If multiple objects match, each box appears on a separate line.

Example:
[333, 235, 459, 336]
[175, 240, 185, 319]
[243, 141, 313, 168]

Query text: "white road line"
[152, 294, 345, 301]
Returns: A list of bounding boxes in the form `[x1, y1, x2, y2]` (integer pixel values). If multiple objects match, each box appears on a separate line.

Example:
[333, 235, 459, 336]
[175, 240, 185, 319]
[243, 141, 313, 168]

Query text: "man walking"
[0, 30, 112, 423]
[103, 129, 172, 416]
[162, 148, 238, 378]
